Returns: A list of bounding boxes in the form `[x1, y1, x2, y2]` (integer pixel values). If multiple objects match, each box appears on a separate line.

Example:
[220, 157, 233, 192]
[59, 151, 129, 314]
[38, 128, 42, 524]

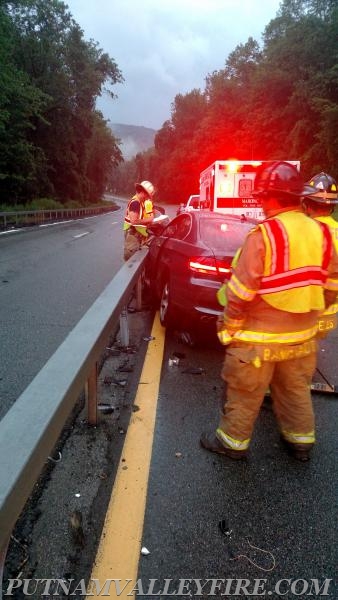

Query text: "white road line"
[73, 232, 90, 239]
[0, 229, 21, 236]
[39, 220, 74, 227]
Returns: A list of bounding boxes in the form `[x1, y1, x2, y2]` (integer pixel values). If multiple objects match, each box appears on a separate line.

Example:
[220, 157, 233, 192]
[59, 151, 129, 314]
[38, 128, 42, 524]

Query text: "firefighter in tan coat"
[201, 162, 338, 462]
[123, 180, 155, 261]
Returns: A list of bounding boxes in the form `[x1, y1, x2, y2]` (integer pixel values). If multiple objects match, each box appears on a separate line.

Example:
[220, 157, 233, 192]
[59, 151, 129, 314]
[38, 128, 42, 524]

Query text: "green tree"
[0, 5, 49, 202]
[1, 0, 124, 204]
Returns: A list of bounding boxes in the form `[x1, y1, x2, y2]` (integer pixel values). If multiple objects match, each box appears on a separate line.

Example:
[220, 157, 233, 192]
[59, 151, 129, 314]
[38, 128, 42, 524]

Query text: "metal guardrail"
[0, 206, 114, 231]
[0, 248, 147, 592]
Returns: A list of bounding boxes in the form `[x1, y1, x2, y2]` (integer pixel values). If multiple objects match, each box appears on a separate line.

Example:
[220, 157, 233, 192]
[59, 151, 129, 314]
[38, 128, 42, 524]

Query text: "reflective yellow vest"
[123, 196, 153, 238]
[315, 214, 338, 332]
[316, 214, 338, 253]
[258, 211, 332, 313]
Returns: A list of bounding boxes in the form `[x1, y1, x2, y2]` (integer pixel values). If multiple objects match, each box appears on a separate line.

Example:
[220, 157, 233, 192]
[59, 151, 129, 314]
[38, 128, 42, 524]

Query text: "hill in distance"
[110, 123, 157, 160]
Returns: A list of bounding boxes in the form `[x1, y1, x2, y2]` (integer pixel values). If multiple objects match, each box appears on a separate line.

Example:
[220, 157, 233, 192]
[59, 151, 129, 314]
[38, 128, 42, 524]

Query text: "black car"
[145, 210, 257, 328]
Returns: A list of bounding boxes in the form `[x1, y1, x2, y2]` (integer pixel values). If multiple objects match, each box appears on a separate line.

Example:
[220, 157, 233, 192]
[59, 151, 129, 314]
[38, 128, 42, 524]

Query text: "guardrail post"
[136, 274, 143, 311]
[119, 306, 129, 347]
[86, 362, 98, 426]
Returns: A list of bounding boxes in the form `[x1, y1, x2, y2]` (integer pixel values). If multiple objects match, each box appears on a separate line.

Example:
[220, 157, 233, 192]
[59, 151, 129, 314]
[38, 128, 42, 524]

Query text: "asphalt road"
[138, 327, 338, 599]
[0, 208, 125, 420]
[2, 204, 337, 599]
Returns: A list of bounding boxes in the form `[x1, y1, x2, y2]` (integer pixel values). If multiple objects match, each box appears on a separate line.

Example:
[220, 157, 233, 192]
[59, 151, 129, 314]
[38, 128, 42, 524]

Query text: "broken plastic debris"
[112, 378, 127, 387]
[141, 547, 150, 555]
[98, 404, 115, 414]
[168, 357, 179, 367]
[182, 367, 205, 375]
[143, 336, 155, 341]
[75, 493, 81, 498]
[219, 519, 232, 537]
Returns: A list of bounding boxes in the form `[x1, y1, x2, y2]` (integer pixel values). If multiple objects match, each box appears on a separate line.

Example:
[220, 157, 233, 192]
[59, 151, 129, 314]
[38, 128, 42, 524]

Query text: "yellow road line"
[86, 312, 165, 598]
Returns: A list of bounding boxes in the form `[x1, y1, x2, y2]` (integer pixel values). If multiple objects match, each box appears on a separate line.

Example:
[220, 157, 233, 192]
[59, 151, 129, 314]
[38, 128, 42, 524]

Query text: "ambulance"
[199, 160, 300, 221]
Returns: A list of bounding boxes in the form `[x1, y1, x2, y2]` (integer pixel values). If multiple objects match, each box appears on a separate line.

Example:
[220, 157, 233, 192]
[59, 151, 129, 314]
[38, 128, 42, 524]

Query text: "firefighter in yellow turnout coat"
[201, 162, 338, 462]
[302, 172, 338, 337]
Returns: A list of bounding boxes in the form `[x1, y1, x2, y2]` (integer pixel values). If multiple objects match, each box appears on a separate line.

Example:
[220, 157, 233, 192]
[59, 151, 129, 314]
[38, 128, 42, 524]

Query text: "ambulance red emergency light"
[199, 160, 301, 220]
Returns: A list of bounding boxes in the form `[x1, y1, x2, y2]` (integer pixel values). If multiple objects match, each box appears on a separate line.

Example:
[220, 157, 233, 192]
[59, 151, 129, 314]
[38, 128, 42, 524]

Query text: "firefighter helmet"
[253, 161, 304, 200]
[302, 172, 338, 204]
[135, 180, 155, 198]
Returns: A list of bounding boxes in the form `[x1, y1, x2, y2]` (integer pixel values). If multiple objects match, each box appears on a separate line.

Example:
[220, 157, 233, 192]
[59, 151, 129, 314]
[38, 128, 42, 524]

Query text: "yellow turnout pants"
[217, 344, 317, 452]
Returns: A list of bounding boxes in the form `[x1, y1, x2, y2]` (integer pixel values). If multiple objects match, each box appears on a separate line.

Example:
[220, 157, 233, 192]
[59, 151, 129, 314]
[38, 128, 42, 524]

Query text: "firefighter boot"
[281, 437, 312, 462]
[200, 432, 247, 460]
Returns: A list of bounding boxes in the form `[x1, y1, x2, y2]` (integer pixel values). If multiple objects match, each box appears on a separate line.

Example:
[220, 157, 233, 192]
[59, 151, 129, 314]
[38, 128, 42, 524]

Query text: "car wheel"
[159, 278, 173, 327]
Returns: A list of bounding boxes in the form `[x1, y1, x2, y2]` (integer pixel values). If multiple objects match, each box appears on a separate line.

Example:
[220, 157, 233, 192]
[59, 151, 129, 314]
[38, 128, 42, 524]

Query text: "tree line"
[112, 0, 338, 205]
[0, 0, 123, 207]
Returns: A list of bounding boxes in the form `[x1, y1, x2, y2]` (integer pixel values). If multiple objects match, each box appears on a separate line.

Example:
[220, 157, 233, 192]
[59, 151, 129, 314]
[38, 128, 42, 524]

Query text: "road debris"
[117, 364, 134, 373]
[69, 510, 85, 548]
[230, 539, 276, 572]
[48, 451, 62, 463]
[98, 404, 116, 414]
[168, 357, 180, 367]
[10, 535, 29, 575]
[143, 335, 155, 341]
[173, 351, 186, 359]
[141, 547, 150, 555]
[181, 367, 205, 375]
[105, 347, 121, 356]
[219, 519, 232, 537]
[112, 378, 127, 387]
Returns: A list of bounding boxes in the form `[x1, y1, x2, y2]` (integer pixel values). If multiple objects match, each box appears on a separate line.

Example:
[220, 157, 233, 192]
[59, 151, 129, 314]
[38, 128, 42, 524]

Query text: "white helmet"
[135, 180, 155, 198]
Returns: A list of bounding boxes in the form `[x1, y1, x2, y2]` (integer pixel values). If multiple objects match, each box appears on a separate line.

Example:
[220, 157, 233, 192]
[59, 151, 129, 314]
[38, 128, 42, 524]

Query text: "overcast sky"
[65, 0, 281, 131]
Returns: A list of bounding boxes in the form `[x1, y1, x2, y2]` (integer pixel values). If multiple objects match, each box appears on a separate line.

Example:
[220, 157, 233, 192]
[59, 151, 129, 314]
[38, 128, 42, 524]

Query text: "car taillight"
[189, 256, 232, 277]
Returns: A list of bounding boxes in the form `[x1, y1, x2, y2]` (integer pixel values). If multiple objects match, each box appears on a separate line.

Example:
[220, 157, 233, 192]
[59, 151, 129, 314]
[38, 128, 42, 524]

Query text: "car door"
[152, 214, 194, 304]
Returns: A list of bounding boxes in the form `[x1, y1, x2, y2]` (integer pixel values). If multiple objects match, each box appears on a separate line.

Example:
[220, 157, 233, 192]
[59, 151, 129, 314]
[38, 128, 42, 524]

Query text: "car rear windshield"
[199, 218, 254, 253]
